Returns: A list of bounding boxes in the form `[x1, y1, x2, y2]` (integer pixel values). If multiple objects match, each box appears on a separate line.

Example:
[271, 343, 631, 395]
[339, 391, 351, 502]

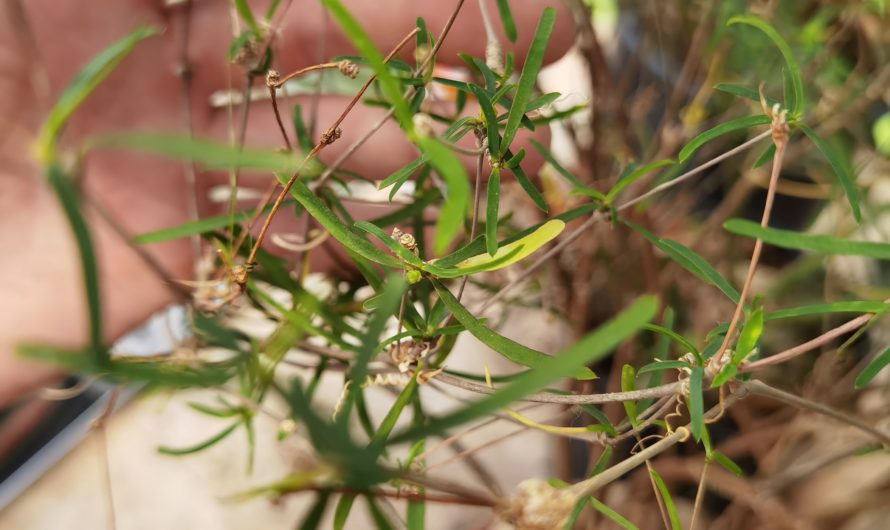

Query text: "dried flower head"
[265, 68, 281, 88]
[337, 60, 360, 79]
[498, 479, 576, 530]
[320, 127, 342, 146]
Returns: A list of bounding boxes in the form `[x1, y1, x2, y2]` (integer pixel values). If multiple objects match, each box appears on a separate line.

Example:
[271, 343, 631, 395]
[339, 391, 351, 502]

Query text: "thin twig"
[689, 459, 710, 530]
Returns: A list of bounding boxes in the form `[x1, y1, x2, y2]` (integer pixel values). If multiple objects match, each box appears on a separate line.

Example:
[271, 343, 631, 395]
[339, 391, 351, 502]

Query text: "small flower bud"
[266, 69, 280, 88]
[337, 60, 359, 79]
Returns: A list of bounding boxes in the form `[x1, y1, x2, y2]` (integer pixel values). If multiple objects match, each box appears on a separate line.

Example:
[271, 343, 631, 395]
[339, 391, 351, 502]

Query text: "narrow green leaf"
[379, 156, 427, 197]
[158, 422, 239, 455]
[369, 376, 418, 450]
[285, 178, 403, 267]
[642, 323, 698, 357]
[390, 296, 657, 444]
[678, 115, 771, 162]
[46, 165, 105, 364]
[874, 112, 890, 158]
[649, 469, 681, 530]
[529, 138, 584, 188]
[38, 26, 159, 162]
[637, 360, 692, 375]
[590, 498, 640, 530]
[292, 104, 314, 153]
[724, 219, 890, 259]
[710, 364, 738, 388]
[365, 496, 396, 530]
[322, 0, 410, 125]
[500, 8, 556, 156]
[504, 149, 525, 169]
[92, 133, 323, 176]
[727, 15, 804, 118]
[507, 157, 548, 211]
[233, 0, 262, 35]
[605, 159, 675, 203]
[689, 366, 705, 441]
[486, 169, 501, 256]
[432, 279, 595, 379]
[714, 83, 781, 108]
[625, 221, 741, 302]
[525, 92, 560, 113]
[333, 494, 357, 530]
[766, 301, 890, 321]
[799, 123, 861, 223]
[417, 137, 471, 254]
[407, 498, 425, 530]
[468, 84, 500, 157]
[753, 143, 777, 168]
[732, 307, 764, 365]
[298, 492, 332, 530]
[621, 364, 638, 427]
[495, 0, 518, 42]
[710, 451, 744, 476]
[133, 208, 257, 244]
[855, 347, 890, 389]
[187, 402, 239, 418]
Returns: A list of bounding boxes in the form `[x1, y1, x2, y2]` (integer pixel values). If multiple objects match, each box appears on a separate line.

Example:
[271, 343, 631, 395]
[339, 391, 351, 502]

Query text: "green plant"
[20, 0, 890, 528]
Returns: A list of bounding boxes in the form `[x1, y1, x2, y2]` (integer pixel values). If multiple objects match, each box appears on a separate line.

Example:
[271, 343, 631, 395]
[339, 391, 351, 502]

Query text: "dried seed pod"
[498, 479, 576, 530]
[337, 60, 359, 79]
[320, 127, 342, 146]
[265, 69, 280, 88]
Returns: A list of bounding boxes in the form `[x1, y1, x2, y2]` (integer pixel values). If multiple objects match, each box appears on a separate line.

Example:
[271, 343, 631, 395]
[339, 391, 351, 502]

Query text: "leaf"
[46, 165, 105, 364]
[322, 0, 410, 125]
[504, 148, 525, 169]
[506, 156, 549, 211]
[732, 307, 764, 365]
[91, 133, 323, 176]
[689, 365, 705, 441]
[158, 422, 240, 455]
[333, 494, 357, 530]
[727, 15, 804, 118]
[432, 279, 595, 379]
[407, 497, 425, 530]
[529, 138, 584, 188]
[710, 364, 738, 388]
[440, 219, 565, 274]
[714, 83, 781, 108]
[133, 208, 257, 244]
[641, 324, 699, 357]
[855, 347, 890, 389]
[589, 498, 640, 530]
[468, 84, 500, 157]
[369, 376, 418, 451]
[678, 115, 771, 162]
[37, 26, 159, 162]
[390, 296, 657, 444]
[649, 469, 682, 530]
[799, 123, 861, 223]
[416, 137, 471, 254]
[765, 301, 890, 321]
[621, 364, 638, 427]
[753, 143, 777, 168]
[724, 219, 890, 259]
[500, 8, 556, 157]
[625, 221, 741, 302]
[233, 0, 262, 35]
[285, 178, 403, 267]
[486, 168, 501, 256]
[637, 360, 692, 375]
[495, 0, 518, 42]
[525, 92, 560, 113]
[710, 451, 744, 476]
[873, 112, 890, 158]
[292, 104, 314, 153]
[605, 159, 675, 203]
[379, 156, 427, 199]
[298, 493, 332, 530]
[365, 496, 396, 530]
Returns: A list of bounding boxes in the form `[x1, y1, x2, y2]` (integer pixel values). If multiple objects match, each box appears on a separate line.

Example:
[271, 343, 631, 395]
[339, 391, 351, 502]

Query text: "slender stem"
[274, 62, 341, 86]
[689, 459, 710, 530]
[710, 127, 787, 374]
[741, 305, 887, 371]
[268, 85, 292, 150]
[743, 379, 890, 446]
[245, 29, 419, 267]
[617, 130, 771, 212]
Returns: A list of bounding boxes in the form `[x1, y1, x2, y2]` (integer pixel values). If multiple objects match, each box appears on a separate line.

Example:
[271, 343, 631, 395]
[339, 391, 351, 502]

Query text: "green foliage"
[724, 219, 890, 259]
[678, 115, 771, 162]
[799, 123, 861, 223]
[855, 347, 890, 389]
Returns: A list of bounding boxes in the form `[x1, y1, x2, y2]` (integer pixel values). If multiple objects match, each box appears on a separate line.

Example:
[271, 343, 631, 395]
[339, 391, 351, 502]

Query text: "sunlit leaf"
[678, 115, 770, 162]
[855, 347, 890, 389]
